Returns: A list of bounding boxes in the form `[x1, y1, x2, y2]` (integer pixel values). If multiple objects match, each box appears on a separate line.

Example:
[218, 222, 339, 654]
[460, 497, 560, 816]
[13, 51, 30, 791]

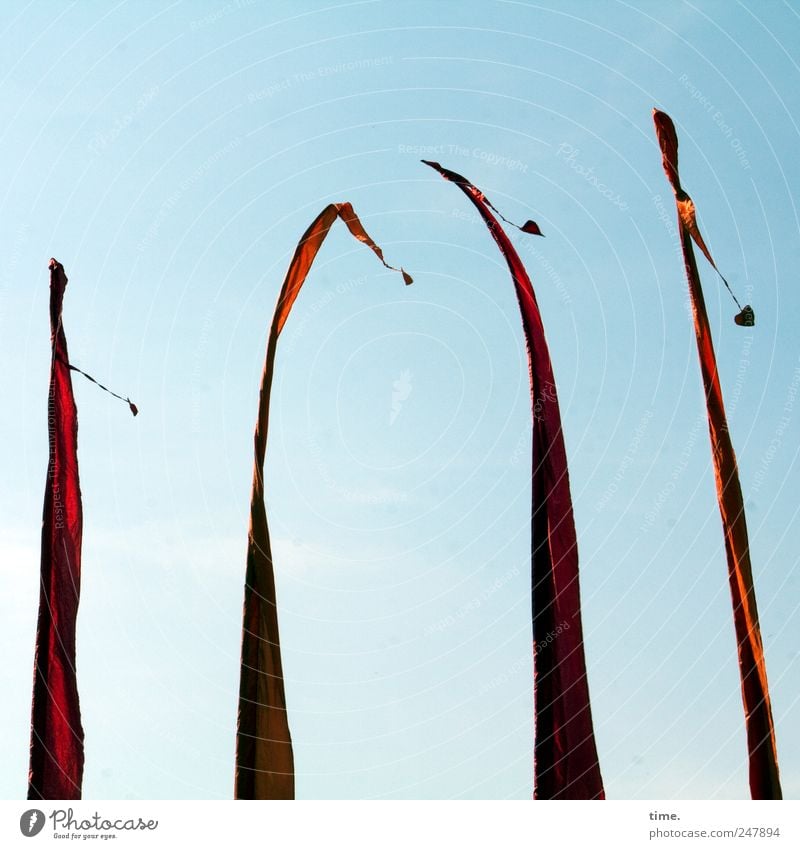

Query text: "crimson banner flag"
[235, 204, 411, 800]
[424, 161, 604, 800]
[28, 259, 85, 800]
[653, 109, 781, 799]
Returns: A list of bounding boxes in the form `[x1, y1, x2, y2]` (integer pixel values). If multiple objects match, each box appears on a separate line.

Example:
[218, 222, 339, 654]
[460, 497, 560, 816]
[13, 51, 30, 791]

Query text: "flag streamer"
[65, 361, 138, 416]
[423, 161, 604, 800]
[29, 259, 136, 800]
[653, 109, 781, 799]
[235, 204, 411, 800]
[29, 260, 85, 799]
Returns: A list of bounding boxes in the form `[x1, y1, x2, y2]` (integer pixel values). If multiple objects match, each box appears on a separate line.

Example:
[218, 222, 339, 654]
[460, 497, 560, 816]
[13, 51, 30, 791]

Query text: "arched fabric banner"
[235, 204, 411, 800]
[423, 161, 604, 800]
[653, 110, 781, 800]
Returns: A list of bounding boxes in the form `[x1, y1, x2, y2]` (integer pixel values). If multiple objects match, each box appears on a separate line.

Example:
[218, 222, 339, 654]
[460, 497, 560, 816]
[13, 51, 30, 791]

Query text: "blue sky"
[1, 0, 799, 800]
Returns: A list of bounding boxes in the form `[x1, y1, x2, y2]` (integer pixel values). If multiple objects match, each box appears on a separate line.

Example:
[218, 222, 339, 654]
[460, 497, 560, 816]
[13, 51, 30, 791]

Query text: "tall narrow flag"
[29, 259, 85, 799]
[235, 204, 411, 800]
[29, 259, 137, 800]
[652, 110, 781, 799]
[423, 161, 604, 800]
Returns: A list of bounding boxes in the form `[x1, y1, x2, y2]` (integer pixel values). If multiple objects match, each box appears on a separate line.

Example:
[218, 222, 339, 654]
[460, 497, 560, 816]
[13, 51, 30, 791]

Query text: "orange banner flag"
[235, 204, 411, 800]
[653, 110, 781, 799]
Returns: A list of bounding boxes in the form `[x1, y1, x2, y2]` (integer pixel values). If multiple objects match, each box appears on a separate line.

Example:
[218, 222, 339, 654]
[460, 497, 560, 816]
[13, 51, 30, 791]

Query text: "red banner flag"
[28, 259, 85, 800]
[235, 204, 411, 800]
[423, 161, 604, 800]
[29, 259, 136, 800]
[653, 109, 781, 799]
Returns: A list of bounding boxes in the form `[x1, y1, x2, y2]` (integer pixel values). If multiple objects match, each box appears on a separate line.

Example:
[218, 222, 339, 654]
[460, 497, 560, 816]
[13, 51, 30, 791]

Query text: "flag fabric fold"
[653, 109, 781, 799]
[423, 161, 604, 800]
[235, 204, 411, 800]
[28, 259, 85, 800]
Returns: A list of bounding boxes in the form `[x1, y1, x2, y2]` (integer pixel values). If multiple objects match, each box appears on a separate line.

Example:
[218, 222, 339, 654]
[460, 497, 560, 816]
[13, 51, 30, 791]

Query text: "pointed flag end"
[734, 305, 755, 327]
[520, 220, 544, 237]
[128, 400, 139, 417]
[653, 109, 674, 129]
[421, 159, 440, 169]
[401, 269, 413, 286]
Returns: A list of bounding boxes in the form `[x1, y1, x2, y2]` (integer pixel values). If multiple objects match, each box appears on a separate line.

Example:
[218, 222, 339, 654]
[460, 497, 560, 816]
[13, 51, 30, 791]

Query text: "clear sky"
[1, 0, 798, 800]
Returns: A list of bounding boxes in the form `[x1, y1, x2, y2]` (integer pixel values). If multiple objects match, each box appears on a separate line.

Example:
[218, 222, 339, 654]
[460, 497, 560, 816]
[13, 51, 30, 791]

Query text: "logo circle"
[19, 809, 46, 837]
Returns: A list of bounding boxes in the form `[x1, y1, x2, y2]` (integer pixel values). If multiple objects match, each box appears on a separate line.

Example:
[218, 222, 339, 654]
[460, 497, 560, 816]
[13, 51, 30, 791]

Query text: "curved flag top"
[29, 260, 85, 800]
[423, 161, 604, 800]
[652, 110, 781, 799]
[235, 204, 411, 800]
